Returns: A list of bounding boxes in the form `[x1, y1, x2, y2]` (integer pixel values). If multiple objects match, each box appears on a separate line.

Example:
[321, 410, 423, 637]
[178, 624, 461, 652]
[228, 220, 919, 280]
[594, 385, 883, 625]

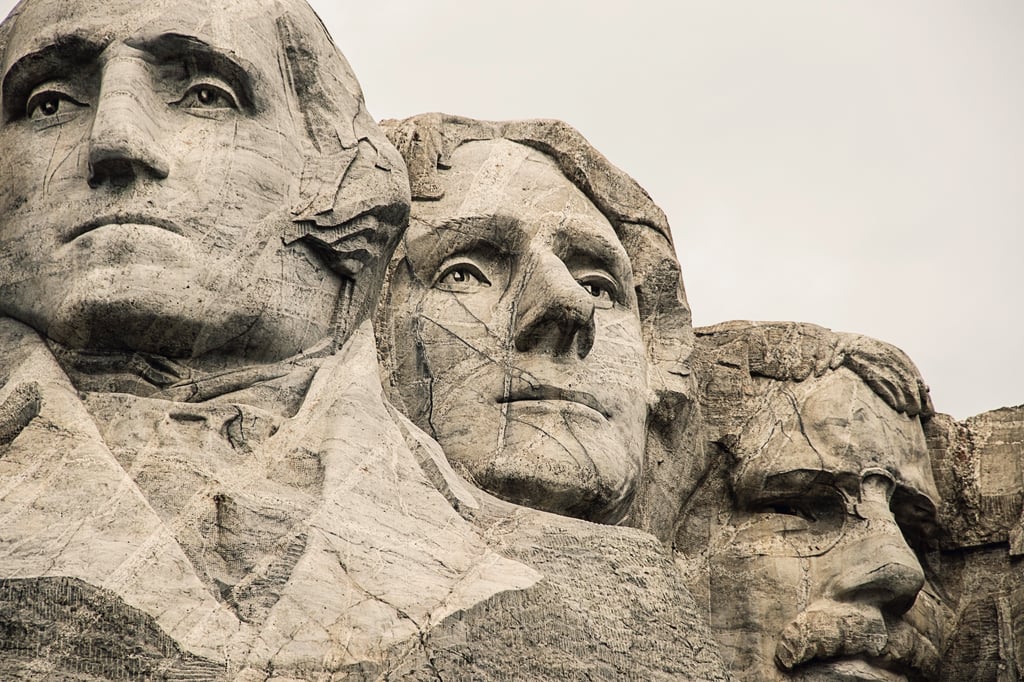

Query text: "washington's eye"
[436, 262, 491, 291]
[26, 89, 87, 121]
[576, 273, 618, 309]
[175, 80, 238, 111]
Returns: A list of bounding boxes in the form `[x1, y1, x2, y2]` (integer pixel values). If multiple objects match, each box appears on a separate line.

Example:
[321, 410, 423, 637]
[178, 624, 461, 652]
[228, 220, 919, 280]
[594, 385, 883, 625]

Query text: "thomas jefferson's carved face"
[388, 139, 650, 523]
[0, 0, 342, 360]
[708, 369, 946, 682]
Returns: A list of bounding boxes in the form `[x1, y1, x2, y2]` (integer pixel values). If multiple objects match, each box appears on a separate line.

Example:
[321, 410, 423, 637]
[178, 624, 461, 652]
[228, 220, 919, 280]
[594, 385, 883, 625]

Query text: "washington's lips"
[498, 384, 610, 418]
[64, 214, 184, 243]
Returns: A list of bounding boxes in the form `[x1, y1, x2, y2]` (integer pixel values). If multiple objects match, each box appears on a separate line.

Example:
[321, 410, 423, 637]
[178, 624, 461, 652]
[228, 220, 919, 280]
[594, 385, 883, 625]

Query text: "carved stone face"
[709, 369, 946, 681]
[0, 0, 341, 360]
[388, 138, 650, 523]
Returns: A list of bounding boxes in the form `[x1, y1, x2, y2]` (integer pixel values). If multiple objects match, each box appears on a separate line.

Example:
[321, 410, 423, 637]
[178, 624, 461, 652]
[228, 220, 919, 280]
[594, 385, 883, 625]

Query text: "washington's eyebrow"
[126, 33, 256, 111]
[2, 35, 104, 122]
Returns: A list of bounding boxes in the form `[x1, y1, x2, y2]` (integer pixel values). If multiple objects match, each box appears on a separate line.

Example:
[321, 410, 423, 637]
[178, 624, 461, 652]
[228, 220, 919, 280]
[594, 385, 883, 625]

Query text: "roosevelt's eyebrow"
[2, 34, 104, 122]
[126, 33, 257, 111]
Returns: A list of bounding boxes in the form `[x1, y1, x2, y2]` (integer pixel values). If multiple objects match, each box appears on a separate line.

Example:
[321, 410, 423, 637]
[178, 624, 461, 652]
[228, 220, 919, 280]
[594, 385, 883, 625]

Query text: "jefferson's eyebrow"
[556, 220, 631, 280]
[126, 33, 257, 111]
[2, 34, 104, 122]
[416, 214, 527, 254]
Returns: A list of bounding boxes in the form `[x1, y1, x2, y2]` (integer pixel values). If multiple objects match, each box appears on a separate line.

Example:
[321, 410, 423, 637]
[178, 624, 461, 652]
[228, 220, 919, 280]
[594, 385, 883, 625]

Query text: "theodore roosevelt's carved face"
[708, 369, 946, 682]
[0, 0, 345, 361]
[387, 139, 650, 523]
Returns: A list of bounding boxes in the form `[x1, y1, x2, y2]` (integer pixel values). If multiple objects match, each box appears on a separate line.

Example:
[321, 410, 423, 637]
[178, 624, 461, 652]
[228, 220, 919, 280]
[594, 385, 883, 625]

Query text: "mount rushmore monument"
[0, 0, 1020, 679]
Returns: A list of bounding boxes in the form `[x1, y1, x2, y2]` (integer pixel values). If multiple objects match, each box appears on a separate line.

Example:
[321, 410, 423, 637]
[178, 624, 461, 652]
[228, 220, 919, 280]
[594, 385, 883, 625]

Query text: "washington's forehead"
[5, 0, 284, 69]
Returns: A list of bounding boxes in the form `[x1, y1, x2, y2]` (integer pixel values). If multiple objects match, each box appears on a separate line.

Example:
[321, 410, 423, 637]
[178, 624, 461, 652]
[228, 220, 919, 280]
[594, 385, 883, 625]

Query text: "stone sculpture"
[681, 321, 950, 681]
[0, 0, 538, 678]
[372, 113, 727, 680]
[378, 113, 705, 538]
[1, 0, 1021, 679]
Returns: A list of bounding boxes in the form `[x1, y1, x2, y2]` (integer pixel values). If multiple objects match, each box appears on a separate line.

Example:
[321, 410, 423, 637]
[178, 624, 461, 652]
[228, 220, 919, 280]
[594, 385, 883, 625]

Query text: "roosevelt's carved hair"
[692, 320, 934, 449]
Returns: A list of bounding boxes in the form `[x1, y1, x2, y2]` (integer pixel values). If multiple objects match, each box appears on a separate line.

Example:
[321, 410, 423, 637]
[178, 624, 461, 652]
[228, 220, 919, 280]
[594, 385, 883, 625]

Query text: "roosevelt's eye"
[174, 79, 238, 111]
[435, 262, 491, 292]
[755, 501, 817, 523]
[576, 272, 618, 309]
[26, 89, 88, 121]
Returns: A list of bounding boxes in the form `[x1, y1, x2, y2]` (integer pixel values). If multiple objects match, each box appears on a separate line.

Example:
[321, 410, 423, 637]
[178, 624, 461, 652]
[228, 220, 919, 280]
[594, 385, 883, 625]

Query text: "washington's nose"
[88, 50, 170, 187]
[513, 252, 596, 358]
[830, 473, 926, 615]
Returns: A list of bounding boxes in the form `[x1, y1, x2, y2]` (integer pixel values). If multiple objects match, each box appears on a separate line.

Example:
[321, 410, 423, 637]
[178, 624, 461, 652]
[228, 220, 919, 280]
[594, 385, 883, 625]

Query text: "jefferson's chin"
[467, 409, 638, 523]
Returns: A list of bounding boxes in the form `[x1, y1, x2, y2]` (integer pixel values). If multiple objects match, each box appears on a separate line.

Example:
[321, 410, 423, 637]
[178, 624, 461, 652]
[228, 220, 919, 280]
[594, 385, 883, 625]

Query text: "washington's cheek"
[0, 125, 92, 318]
[170, 119, 300, 241]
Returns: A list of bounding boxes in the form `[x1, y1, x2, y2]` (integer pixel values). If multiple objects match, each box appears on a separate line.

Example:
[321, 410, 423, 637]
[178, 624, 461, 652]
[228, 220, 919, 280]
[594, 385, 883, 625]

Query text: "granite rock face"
[681, 322, 948, 682]
[926, 405, 1024, 681]
[0, 0, 1020, 680]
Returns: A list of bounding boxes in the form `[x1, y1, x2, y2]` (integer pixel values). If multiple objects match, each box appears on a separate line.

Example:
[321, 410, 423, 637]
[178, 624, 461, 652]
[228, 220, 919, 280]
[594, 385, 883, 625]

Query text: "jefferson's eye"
[577, 273, 617, 309]
[436, 262, 490, 291]
[26, 90, 87, 121]
[175, 80, 238, 111]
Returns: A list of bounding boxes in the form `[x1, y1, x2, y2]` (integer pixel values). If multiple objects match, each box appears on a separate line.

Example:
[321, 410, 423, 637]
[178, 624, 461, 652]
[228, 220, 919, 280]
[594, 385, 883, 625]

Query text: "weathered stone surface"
[1, 0, 1021, 678]
[374, 112, 725, 679]
[681, 321, 949, 681]
[925, 405, 1024, 681]
[0, 0, 535, 677]
[377, 113, 704, 540]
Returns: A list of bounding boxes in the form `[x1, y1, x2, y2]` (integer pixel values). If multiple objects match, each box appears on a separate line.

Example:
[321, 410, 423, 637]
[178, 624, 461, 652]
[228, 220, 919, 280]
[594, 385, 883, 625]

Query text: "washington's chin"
[43, 276, 267, 358]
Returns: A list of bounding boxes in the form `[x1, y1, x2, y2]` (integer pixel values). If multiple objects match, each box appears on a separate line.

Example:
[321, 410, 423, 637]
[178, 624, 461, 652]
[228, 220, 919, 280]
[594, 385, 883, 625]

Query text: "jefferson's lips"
[65, 214, 183, 243]
[498, 384, 610, 418]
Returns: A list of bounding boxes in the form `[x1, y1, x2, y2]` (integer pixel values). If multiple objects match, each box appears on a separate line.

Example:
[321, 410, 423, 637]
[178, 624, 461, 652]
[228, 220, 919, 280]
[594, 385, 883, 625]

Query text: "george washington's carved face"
[708, 369, 947, 682]
[387, 139, 651, 523]
[0, 0, 347, 361]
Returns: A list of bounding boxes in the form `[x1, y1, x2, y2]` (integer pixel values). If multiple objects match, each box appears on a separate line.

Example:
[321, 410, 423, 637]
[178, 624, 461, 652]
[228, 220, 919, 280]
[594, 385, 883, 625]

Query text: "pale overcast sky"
[2, 1, 1021, 419]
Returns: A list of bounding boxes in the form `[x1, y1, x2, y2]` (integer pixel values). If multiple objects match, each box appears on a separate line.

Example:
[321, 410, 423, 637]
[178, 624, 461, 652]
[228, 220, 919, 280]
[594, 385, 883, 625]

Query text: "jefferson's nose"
[513, 252, 595, 358]
[828, 473, 926, 615]
[88, 47, 170, 187]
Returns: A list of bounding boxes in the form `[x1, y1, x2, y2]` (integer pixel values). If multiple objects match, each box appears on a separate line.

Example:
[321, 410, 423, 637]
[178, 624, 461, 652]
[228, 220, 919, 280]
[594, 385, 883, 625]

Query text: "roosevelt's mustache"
[775, 602, 939, 681]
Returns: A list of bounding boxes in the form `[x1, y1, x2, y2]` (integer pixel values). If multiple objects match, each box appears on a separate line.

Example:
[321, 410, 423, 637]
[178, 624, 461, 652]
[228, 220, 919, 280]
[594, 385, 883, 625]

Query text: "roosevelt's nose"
[88, 48, 170, 187]
[828, 473, 926, 616]
[513, 251, 595, 358]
